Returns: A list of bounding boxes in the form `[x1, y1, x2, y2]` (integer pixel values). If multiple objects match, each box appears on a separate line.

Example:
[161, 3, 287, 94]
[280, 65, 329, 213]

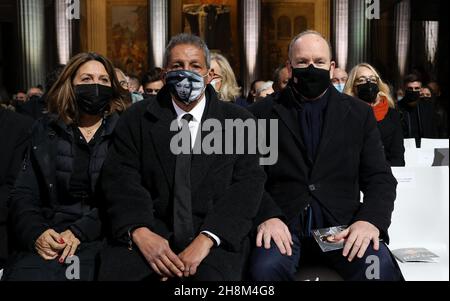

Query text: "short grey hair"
[163, 33, 211, 69]
[256, 81, 274, 95]
[288, 30, 333, 61]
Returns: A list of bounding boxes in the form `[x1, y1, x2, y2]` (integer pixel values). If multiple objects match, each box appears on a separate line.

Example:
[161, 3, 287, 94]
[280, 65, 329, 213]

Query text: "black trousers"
[0, 205, 7, 269]
[98, 242, 249, 281]
[3, 241, 104, 281]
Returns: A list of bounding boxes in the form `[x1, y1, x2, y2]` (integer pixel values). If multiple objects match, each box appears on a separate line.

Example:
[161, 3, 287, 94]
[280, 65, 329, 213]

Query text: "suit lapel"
[313, 88, 351, 174]
[190, 86, 222, 194]
[147, 91, 178, 189]
[273, 89, 305, 150]
[273, 88, 312, 165]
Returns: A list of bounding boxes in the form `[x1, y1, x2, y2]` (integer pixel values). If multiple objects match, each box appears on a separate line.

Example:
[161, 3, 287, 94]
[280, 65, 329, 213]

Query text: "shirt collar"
[172, 95, 207, 123]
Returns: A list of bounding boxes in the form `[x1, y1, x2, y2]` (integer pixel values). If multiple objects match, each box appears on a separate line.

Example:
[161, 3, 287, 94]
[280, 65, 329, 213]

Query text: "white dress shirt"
[172, 96, 206, 147]
[172, 96, 221, 247]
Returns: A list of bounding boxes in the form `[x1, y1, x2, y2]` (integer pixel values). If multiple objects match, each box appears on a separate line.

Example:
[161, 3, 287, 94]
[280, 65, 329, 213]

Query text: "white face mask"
[165, 70, 208, 104]
[210, 79, 221, 92]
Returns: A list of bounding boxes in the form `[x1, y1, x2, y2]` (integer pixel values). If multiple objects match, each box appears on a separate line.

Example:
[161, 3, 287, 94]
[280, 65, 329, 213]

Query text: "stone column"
[395, 0, 411, 83]
[55, 0, 74, 65]
[242, 0, 261, 96]
[17, 0, 46, 89]
[347, 0, 370, 70]
[332, 0, 349, 70]
[149, 0, 169, 68]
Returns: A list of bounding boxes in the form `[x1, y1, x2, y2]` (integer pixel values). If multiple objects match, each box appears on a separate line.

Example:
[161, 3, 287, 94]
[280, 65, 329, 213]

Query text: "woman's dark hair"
[45, 64, 66, 92]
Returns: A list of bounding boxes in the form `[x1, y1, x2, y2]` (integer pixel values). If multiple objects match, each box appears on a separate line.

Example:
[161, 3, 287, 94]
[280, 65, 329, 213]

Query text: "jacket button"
[33, 146, 37, 150]
[308, 184, 316, 192]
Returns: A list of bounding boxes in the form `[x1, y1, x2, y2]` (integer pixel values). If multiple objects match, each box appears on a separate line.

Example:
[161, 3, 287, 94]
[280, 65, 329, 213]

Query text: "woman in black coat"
[4, 52, 127, 281]
[344, 63, 405, 167]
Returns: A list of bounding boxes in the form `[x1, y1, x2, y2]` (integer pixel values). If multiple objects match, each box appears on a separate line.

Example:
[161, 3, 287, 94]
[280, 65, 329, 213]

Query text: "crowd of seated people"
[0, 30, 447, 282]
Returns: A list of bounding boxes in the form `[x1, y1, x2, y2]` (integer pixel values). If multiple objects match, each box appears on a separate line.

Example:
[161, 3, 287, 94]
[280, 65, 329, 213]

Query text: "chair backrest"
[404, 148, 436, 167]
[390, 167, 449, 249]
[421, 139, 449, 149]
[404, 138, 417, 149]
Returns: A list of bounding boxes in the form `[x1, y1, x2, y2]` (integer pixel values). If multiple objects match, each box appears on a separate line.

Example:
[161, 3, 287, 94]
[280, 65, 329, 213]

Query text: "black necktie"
[173, 113, 194, 249]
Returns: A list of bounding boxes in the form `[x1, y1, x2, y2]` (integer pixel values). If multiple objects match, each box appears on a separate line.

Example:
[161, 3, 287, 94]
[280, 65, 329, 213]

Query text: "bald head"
[288, 31, 333, 62]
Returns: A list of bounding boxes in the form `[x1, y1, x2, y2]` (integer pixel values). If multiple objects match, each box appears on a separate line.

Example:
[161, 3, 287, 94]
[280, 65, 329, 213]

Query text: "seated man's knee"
[377, 249, 402, 281]
[249, 247, 295, 281]
[358, 244, 403, 281]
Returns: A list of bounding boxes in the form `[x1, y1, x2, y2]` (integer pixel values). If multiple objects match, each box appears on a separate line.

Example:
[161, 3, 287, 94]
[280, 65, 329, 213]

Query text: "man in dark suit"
[99, 34, 265, 281]
[0, 108, 33, 269]
[248, 31, 403, 281]
[398, 74, 439, 147]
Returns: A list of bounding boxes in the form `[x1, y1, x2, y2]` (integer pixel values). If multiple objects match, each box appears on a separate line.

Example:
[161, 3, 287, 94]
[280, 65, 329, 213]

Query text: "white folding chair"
[390, 167, 449, 281]
[404, 138, 417, 149]
[404, 148, 436, 167]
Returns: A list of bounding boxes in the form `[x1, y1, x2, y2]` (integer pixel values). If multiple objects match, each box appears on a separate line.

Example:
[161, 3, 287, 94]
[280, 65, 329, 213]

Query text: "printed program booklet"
[312, 226, 347, 252]
[392, 248, 440, 263]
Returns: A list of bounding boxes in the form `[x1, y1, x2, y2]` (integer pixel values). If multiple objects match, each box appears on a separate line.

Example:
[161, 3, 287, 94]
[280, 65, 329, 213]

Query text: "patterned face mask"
[165, 70, 208, 105]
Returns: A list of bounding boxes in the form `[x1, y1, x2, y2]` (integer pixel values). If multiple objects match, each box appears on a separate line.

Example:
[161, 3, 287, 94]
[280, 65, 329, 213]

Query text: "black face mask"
[403, 90, 421, 104]
[74, 84, 113, 115]
[420, 97, 432, 102]
[357, 82, 379, 104]
[290, 64, 331, 99]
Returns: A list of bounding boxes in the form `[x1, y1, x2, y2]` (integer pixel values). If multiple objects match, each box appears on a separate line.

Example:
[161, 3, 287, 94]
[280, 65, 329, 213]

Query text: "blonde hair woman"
[210, 53, 241, 102]
[344, 63, 405, 166]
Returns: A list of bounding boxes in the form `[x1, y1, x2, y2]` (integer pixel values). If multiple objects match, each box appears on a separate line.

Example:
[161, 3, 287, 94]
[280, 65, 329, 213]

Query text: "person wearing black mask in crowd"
[16, 65, 66, 120]
[421, 85, 448, 139]
[14, 91, 28, 104]
[141, 67, 164, 98]
[248, 31, 402, 281]
[3, 52, 127, 281]
[398, 74, 438, 147]
[344, 63, 405, 166]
